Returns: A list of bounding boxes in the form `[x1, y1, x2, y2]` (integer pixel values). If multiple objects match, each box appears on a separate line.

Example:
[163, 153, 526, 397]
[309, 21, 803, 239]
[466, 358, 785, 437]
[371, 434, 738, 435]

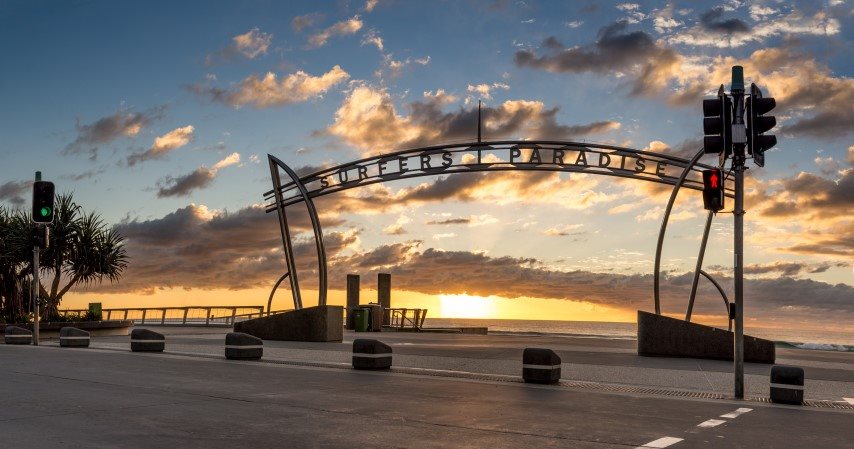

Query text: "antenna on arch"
[477, 100, 482, 143]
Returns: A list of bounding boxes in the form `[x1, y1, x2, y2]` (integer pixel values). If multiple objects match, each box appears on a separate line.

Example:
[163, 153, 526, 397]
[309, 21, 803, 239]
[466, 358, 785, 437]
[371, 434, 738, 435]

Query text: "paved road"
[0, 343, 851, 448]
[78, 328, 854, 401]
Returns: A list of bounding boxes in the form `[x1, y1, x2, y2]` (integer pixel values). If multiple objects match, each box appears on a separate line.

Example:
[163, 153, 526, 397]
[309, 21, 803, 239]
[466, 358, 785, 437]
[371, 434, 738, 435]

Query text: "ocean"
[422, 318, 854, 352]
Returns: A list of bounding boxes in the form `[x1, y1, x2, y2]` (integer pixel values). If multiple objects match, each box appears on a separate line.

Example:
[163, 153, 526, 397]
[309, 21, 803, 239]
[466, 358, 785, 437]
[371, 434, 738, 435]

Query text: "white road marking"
[770, 383, 804, 391]
[352, 353, 392, 358]
[720, 407, 752, 419]
[637, 437, 683, 448]
[522, 364, 562, 369]
[697, 419, 726, 428]
[843, 398, 854, 406]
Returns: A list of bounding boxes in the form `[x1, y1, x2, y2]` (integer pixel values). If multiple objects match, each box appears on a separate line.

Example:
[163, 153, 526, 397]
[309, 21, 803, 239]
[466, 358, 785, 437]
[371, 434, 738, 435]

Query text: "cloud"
[361, 29, 383, 51]
[514, 21, 680, 98]
[668, 9, 839, 48]
[376, 54, 431, 78]
[308, 16, 363, 48]
[83, 204, 350, 293]
[207, 28, 273, 64]
[466, 82, 510, 100]
[325, 86, 620, 154]
[0, 180, 31, 206]
[331, 242, 854, 324]
[191, 65, 350, 109]
[698, 6, 750, 34]
[79, 205, 851, 326]
[382, 214, 411, 235]
[64, 107, 164, 160]
[232, 28, 272, 58]
[155, 152, 240, 198]
[126, 125, 195, 166]
[543, 223, 585, 237]
[425, 214, 498, 227]
[364, 0, 379, 12]
[292, 13, 323, 32]
[709, 261, 847, 277]
[848, 146, 854, 166]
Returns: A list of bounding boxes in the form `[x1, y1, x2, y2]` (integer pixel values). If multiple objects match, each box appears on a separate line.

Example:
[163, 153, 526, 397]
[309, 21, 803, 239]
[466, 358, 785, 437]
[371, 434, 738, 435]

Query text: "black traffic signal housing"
[702, 168, 725, 212]
[703, 85, 733, 157]
[32, 181, 55, 224]
[747, 83, 776, 167]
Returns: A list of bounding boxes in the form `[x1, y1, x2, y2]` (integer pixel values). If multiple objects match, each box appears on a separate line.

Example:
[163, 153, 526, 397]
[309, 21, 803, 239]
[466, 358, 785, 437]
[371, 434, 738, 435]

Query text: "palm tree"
[0, 193, 129, 320]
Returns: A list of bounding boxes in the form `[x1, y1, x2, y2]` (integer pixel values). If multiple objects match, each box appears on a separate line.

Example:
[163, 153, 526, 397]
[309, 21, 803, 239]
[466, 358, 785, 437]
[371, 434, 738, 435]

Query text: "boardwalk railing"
[388, 308, 427, 330]
[59, 306, 265, 326]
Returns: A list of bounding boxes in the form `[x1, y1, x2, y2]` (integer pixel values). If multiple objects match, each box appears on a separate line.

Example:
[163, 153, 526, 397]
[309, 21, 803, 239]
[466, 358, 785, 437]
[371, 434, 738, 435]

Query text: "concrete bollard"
[4, 326, 33, 345]
[59, 327, 90, 348]
[770, 365, 804, 405]
[522, 348, 562, 384]
[225, 332, 263, 360]
[352, 339, 392, 370]
[130, 328, 165, 352]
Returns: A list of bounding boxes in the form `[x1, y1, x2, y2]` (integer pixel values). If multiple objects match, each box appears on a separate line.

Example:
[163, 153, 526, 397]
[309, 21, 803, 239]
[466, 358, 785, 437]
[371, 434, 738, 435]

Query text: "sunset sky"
[0, 0, 851, 330]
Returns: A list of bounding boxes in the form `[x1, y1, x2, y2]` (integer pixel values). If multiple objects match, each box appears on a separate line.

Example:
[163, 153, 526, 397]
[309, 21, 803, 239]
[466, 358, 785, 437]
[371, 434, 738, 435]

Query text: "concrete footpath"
[1, 328, 852, 448]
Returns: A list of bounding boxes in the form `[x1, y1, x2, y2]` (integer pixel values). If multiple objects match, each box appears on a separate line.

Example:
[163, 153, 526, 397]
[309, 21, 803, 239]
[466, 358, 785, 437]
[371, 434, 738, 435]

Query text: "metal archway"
[265, 140, 733, 314]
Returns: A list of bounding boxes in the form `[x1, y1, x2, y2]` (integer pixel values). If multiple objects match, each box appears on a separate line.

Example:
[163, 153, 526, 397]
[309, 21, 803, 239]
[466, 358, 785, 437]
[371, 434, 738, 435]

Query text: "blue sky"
[1, 0, 851, 328]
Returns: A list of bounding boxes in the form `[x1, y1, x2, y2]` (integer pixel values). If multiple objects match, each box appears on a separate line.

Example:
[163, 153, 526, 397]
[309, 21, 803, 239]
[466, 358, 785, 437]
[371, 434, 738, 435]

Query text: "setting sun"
[438, 294, 496, 319]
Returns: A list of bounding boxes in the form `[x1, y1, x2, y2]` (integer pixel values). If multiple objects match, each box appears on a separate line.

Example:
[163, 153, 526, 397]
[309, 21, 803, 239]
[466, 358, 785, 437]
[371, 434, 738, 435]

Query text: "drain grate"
[87, 345, 853, 410]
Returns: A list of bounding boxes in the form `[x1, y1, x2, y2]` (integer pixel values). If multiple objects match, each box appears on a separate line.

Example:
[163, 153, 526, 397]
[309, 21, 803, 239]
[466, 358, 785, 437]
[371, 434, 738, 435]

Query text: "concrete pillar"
[346, 274, 360, 330]
[378, 273, 391, 326]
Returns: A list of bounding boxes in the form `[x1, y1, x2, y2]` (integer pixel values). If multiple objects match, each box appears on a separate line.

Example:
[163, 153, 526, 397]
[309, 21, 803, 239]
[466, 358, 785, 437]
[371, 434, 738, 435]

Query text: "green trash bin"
[353, 308, 369, 332]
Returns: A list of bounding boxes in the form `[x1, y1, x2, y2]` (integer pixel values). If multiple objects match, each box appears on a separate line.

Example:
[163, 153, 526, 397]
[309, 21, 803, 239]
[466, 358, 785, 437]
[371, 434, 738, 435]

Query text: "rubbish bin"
[353, 308, 369, 332]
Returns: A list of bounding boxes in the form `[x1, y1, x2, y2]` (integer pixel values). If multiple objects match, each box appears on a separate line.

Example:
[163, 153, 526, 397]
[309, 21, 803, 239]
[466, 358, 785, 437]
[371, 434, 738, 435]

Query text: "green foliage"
[0, 193, 129, 322]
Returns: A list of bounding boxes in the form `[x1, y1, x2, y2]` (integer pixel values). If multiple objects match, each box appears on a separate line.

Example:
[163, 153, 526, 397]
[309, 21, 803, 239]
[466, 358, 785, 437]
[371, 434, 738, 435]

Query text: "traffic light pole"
[730, 67, 746, 399]
[32, 171, 41, 346]
[33, 238, 40, 346]
[733, 155, 745, 398]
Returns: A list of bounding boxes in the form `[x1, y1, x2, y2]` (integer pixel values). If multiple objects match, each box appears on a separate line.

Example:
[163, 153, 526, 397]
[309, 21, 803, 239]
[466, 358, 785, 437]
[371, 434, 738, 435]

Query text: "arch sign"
[263, 140, 734, 320]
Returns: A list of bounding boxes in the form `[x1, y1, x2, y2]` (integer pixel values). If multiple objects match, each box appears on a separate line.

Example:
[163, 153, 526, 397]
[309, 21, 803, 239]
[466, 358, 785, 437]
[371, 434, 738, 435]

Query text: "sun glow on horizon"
[438, 293, 496, 319]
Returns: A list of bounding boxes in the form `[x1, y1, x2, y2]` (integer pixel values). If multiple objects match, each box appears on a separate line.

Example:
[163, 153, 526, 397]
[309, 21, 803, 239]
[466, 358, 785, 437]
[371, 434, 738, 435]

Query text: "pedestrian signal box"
[702, 169, 725, 212]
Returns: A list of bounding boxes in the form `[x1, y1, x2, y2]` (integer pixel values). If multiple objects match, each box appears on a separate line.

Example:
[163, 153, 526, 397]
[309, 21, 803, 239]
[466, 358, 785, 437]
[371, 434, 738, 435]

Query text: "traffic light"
[702, 168, 725, 212]
[32, 181, 55, 224]
[746, 83, 776, 167]
[703, 85, 733, 157]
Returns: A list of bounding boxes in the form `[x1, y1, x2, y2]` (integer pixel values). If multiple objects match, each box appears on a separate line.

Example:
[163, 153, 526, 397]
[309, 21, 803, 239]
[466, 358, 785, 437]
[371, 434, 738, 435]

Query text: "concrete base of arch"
[637, 311, 775, 363]
[234, 306, 343, 342]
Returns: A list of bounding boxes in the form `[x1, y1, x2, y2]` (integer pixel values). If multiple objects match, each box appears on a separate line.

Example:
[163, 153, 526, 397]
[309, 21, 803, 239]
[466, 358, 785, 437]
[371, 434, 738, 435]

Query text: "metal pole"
[733, 160, 745, 398]
[654, 147, 705, 314]
[33, 242, 40, 346]
[686, 211, 714, 321]
[730, 66, 746, 400]
[268, 157, 303, 310]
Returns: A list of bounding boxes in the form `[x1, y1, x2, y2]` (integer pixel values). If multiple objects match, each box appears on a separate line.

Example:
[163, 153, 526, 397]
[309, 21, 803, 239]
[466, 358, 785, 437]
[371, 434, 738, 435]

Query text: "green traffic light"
[40, 207, 51, 217]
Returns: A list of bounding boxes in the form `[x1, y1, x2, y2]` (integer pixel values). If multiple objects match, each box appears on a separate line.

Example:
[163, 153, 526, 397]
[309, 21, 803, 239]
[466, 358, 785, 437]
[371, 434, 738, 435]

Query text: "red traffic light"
[702, 169, 725, 212]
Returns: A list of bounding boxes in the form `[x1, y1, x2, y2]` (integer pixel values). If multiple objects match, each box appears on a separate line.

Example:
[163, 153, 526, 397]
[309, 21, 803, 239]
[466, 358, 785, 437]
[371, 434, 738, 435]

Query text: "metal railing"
[388, 308, 427, 330]
[58, 306, 265, 326]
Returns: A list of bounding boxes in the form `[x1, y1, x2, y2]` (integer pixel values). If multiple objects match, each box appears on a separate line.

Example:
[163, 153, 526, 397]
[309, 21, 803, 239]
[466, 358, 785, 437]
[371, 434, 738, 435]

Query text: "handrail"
[58, 305, 265, 326]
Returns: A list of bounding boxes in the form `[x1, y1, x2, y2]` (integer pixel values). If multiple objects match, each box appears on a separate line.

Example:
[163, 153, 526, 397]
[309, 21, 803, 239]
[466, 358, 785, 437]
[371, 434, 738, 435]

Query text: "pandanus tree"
[0, 193, 129, 321]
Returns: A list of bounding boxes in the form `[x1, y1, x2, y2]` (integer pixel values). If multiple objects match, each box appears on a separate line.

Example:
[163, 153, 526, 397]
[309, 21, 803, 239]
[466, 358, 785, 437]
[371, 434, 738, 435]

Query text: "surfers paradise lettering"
[314, 146, 672, 191]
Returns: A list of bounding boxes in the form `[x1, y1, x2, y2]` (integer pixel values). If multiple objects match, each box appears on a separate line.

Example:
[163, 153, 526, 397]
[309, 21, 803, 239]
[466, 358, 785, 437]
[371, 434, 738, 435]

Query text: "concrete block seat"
[225, 332, 263, 360]
[4, 326, 32, 345]
[523, 348, 562, 384]
[770, 365, 804, 405]
[59, 327, 90, 348]
[130, 328, 165, 352]
[353, 339, 392, 370]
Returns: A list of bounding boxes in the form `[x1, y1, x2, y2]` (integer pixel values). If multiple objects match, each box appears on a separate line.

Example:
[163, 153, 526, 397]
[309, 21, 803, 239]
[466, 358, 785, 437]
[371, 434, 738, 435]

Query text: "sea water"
[423, 318, 854, 351]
